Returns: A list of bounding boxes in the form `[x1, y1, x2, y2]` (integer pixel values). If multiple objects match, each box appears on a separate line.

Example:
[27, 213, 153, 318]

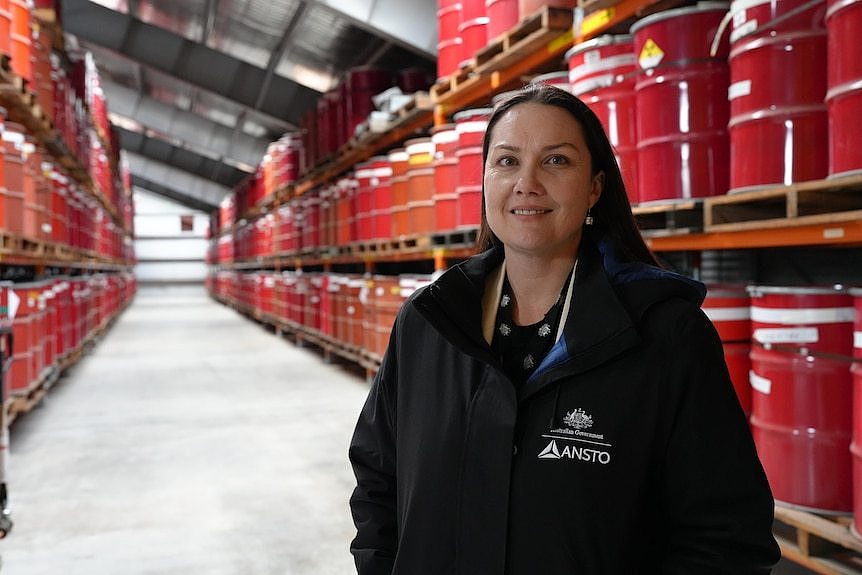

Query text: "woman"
[349, 84, 779, 574]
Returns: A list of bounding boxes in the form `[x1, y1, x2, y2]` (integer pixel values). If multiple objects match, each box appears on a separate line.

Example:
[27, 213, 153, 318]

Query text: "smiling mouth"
[511, 209, 551, 215]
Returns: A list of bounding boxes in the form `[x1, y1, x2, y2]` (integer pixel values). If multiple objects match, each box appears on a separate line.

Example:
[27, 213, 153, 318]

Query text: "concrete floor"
[0, 285, 371, 575]
[0, 284, 818, 574]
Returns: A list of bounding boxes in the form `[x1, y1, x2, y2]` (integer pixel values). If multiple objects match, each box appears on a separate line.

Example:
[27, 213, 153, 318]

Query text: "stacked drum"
[748, 286, 855, 513]
[438, 0, 463, 80]
[459, 0, 488, 68]
[826, 0, 862, 177]
[369, 156, 393, 241]
[432, 123, 460, 232]
[389, 148, 411, 238]
[406, 138, 436, 235]
[702, 285, 752, 416]
[566, 35, 639, 204]
[728, 0, 828, 192]
[852, 289, 862, 536]
[454, 108, 491, 229]
[631, 3, 730, 203]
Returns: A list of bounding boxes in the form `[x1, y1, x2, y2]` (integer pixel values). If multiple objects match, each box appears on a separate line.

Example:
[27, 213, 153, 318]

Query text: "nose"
[514, 163, 545, 195]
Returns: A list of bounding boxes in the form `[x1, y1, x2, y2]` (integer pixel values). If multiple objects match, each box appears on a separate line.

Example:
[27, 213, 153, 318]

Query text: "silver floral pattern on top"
[538, 323, 551, 337]
[500, 294, 511, 308]
[499, 323, 511, 337]
[523, 354, 535, 370]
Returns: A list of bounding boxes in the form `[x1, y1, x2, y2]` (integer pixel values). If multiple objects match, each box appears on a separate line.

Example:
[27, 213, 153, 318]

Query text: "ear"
[590, 171, 604, 207]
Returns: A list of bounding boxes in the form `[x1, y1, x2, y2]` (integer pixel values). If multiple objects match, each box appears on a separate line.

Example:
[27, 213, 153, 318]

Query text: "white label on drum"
[584, 50, 600, 65]
[750, 371, 772, 395]
[703, 307, 750, 321]
[730, 19, 758, 43]
[855, 331, 862, 349]
[751, 306, 856, 324]
[728, 80, 752, 101]
[732, 8, 748, 29]
[638, 38, 664, 70]
[753, 327, 819, 344]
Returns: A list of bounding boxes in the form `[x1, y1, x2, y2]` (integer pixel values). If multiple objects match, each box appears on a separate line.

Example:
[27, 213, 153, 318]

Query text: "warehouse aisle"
[0, 285, 370, 575]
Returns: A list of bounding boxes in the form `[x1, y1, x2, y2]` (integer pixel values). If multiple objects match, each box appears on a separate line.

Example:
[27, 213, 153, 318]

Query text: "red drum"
[454, 107, 492, 148]
[749, 286, 854, 356]
[567, 35, 639, 204]
[0, 0, 10, 57]
[346, 68, 391, 142]
[748, 286, 853, 513]
[458, 17, 490, 65]
[852, 288, 862, 536]
[751, 346, 853, 513]
[632, 4, 730, 203]
[454, 108, 490, 229]
[438, 37, 464, 80]
[826, 0, 862, 177]
[486, 0, 518, 40]
[302, 192, 321, 251]
[703, 285, 752, 414]
[370, 156, 393, 241]
[728, 0, 828, 193]
[2, 121, 25, 234]
[355, 161, 376, 242]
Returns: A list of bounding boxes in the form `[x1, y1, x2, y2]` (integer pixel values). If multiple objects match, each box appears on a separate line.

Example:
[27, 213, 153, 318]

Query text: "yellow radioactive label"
[638, 39, 665, 70]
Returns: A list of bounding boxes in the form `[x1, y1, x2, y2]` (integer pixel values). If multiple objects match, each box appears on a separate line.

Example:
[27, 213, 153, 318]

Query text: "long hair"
[475, 84, 658, 266]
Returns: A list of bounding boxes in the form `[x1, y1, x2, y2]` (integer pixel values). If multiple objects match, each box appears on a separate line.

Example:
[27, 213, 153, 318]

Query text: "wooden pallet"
[705, 175, 862, 232]
[431, 64, 475, 102]
[430, 228, 479, 248]
[396, 91, 433, 120]
[774, 505, 862, 574]
[633, 200, 703, 237]
[474, 6, 575, 75]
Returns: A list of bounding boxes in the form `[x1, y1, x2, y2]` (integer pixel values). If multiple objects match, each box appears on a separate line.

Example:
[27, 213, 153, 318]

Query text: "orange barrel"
[355, 161, 376, 242]
[454, 108, 491, 228]
[346, 276, 365, 350]
[0, 0, 11, 56]
[373, 275, 403, 358]
[851, 288, 862, 535]
[2, 121, 25, 234]
[632, 4, 730, 203]
[748, 285, 854, 513]
[728, 0, 828, 193]
[703, 285, 752, 415]
[42, 280, 57, 369]
[486, 0, 518, 41]
[389, 148, 410, 237]
[9, 0, 31, 82]
[530, 71, 573, 93]
[405, 137, 436, 235]
[567, 35, 639, 205]
[433, 123, 459, 232]
[826, 0, 862, 177]
[369, 156, 393, 241]
[459, 0, 487, 66]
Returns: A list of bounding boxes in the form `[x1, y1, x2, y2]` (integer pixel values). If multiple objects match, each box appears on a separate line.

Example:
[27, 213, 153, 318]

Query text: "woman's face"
[483, 102, 603, 262]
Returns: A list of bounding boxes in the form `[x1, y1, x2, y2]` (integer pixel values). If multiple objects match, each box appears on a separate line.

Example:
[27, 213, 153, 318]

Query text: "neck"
[504, 250, 577, 326]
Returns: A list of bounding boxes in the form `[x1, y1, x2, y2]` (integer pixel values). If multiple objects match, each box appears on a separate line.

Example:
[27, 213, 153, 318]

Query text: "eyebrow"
[492, 143, 580, 152]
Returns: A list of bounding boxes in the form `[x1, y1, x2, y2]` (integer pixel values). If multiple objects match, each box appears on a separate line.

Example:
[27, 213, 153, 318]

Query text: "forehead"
[489, 102, 587, 145]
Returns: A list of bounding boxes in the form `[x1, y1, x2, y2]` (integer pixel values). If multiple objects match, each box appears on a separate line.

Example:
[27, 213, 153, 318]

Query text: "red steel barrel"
[433, 124, 459, 232]
[486, 0, 518, 41]
[459, 0, 488, 66]
[438, 0, 463, 79]
[703, 285, 752, 415]
[369, 156, 393, 241]
[405, 138, 436, 235]
[851, 288, 862, 536]
[355, 161, 375, 242]
[454, 108, 491, 229]
[0, 0, 10, 57]
[567, 35, 639, 205]
[826, 0, 862, 177]
[748, 285, 854, 513]
[2, 121, 25, 235]
[632, 3, 730, 203]
[10, 0, 31, 83]
[728, 0, 828, 193]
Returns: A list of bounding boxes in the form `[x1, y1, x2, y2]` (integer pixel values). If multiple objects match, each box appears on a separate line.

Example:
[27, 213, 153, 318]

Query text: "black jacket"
[349, 238, 780, 574]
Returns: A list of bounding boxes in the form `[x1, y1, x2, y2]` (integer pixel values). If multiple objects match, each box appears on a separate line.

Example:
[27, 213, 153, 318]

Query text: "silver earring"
[585, 209, 594, 226]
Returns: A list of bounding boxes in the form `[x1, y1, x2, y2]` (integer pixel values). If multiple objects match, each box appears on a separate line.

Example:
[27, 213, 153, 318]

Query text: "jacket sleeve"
[659, 306, 780, 575]
[348, 327, 399, 574]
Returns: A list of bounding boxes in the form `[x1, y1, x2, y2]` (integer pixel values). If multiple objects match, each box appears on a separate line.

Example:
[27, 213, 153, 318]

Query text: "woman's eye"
[546, 155, 568, 166]
[496, 156, 517, 167]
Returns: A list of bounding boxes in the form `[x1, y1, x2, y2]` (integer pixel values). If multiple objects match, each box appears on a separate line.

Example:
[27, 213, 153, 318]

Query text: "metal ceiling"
[61, 0, 437, 211]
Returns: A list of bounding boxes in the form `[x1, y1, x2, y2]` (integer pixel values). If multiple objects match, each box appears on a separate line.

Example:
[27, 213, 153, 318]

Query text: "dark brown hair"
[476, 83, 658, 266]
